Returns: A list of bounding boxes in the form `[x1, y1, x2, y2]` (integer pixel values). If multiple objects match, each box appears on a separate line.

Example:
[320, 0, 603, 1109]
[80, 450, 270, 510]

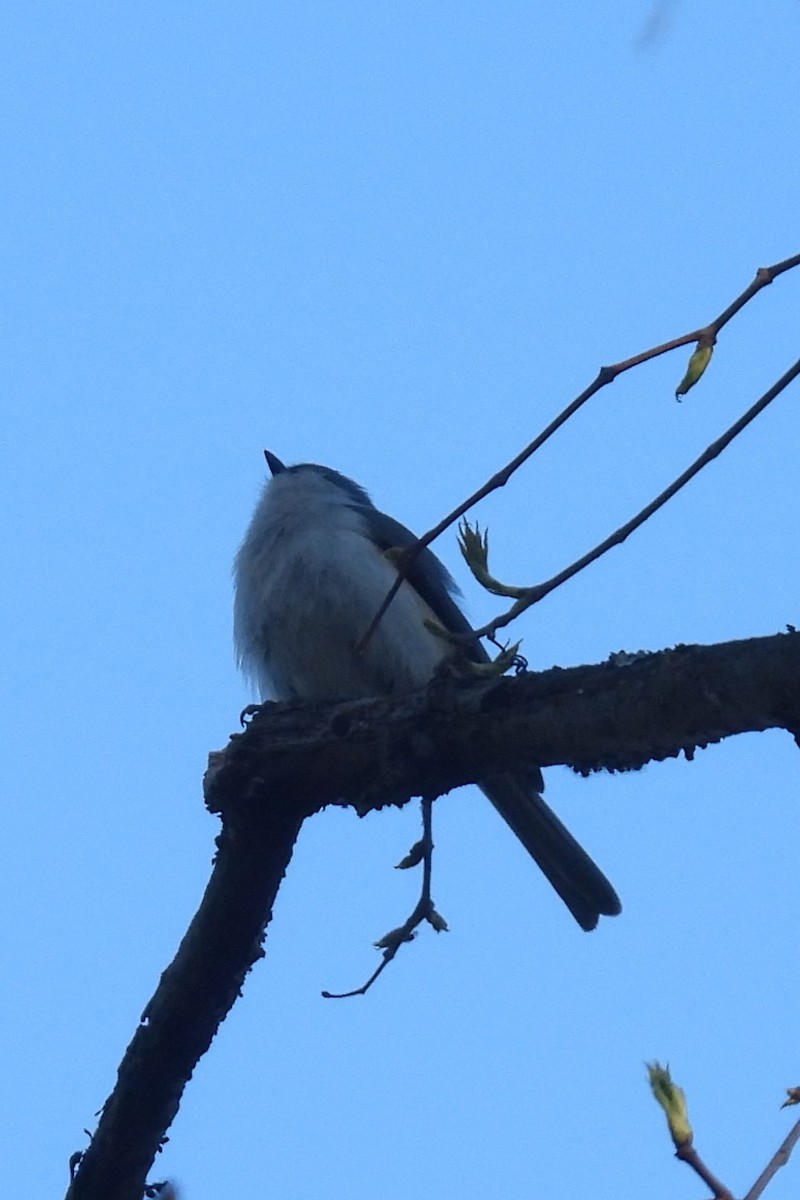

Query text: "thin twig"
[322, 797, 447, 999]
[743, 1115, 800, 1200]
[458, 354, 800, 643]
[675, 1143, 735, 1200]
[356, 253, 800, 654]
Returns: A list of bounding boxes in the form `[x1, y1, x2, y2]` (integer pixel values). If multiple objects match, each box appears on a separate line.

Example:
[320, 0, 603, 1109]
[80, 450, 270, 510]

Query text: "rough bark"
[65, 631, 800, 1200]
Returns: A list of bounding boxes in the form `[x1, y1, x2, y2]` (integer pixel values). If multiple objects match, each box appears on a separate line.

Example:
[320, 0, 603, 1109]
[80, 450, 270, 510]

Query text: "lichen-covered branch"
[65, 630, 800, 1200]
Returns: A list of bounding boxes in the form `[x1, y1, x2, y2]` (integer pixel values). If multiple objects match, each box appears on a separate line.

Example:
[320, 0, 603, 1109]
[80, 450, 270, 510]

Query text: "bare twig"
[322, 796, 448, 999]
[357, 253, 800, 654]
[650, 1064, 800, 1200]
[675, 1144, 735, 1200]
[744, 1114, 800, 1200]
[458, 354, 800, 643]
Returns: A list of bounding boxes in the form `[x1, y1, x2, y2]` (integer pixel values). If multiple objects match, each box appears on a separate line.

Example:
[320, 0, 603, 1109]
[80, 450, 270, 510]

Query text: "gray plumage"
[234, 453, 621, 930]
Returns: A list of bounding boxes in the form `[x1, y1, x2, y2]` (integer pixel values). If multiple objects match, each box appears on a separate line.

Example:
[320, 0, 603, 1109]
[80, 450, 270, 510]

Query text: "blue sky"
[3, 3, 800, 1197]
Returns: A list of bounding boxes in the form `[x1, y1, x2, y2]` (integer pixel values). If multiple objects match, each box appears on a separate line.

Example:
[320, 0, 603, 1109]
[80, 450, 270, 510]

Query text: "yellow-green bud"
[648, 1062, 693, 1147]
[676, 342, 713, 399]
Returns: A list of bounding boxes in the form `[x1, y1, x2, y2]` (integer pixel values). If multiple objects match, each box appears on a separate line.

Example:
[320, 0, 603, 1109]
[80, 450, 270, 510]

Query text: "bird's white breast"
[234, 472, 450, 701]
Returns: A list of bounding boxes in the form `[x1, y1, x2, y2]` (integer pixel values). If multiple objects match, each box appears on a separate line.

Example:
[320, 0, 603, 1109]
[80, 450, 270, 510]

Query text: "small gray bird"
[234, 452, 621, 930]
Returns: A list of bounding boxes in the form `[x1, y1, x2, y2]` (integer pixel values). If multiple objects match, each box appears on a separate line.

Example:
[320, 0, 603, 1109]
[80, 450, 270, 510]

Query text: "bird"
[233, 451, 621, 930]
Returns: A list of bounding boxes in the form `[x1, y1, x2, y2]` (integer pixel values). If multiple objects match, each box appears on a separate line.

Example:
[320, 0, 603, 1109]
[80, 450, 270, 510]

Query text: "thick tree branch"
[66, 630, 800, 1200]
[210, 631, 800, 816]
[65, 797, 307, 1200]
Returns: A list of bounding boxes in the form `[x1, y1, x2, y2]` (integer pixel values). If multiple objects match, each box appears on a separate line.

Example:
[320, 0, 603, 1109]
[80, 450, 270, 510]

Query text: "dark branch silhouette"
[66, 631, 800, 1200]
[63, 255, 800, 1200]
[456, 354, 800, 643]
[357, 253, 800, 654]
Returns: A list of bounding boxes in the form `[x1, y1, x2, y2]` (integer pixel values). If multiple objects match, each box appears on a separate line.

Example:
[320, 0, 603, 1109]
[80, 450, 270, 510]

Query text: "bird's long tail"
[480, 775, 621, 931]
